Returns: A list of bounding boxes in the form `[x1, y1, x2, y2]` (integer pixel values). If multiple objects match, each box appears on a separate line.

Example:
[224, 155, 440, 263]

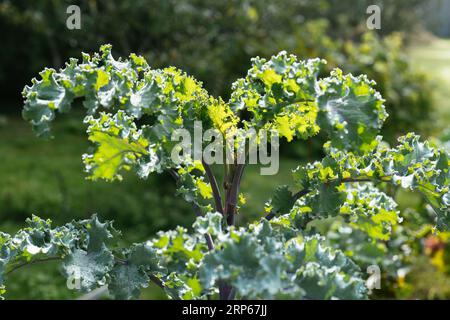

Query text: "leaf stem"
[5, 257, 61, 276]
[225, 164, 245, 226]
[202, 160, 224, 215]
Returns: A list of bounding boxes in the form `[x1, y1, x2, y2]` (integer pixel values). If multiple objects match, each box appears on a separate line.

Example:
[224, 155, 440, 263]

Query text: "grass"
[407, 37, 450, 135]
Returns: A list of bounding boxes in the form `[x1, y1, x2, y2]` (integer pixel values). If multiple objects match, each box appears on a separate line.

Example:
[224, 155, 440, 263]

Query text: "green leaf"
[229, 51, 323, 142]
[292, 133, 450, 232]
[200, 220, 366, 299]
[84, 111, 150, 181]
[22, 68, 74, 137]
[285, 235, 367, 299]
[62, 215, 115, 291]
[266, 185, 296, 216]
[193, 212, 223, 236]
[108, 243, 161, 300]
[317, 69, 386, 153]
[63, 248, 114, 292]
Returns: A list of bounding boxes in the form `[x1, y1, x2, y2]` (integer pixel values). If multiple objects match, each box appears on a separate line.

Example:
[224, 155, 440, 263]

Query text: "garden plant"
[0, 45, 449, 300]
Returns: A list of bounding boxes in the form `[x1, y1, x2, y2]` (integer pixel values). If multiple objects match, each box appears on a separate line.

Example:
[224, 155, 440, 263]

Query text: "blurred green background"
[1, 0, 450, 299]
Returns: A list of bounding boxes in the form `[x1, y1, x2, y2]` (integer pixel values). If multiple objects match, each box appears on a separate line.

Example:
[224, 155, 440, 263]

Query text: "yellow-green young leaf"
[182, 77, 198, 98]
[86, 131, 148, 181]
[186, 278, 202, 297]
[351, 209, 399, 241]
[349, 211, 398, 241]
[259, 68, 282, 86]
[275, 115, 294, 142]
[95, 69, 110, 91]
[196, 180, 213, 199]
[207, 98, 238, 136]
[239, 193, 247, 205]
